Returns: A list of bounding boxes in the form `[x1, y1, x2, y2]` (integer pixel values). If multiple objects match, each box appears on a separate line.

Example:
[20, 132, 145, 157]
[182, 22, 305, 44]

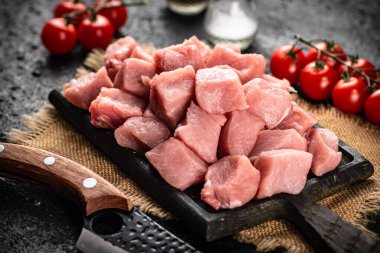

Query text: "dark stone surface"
[0, 0, 379, 252]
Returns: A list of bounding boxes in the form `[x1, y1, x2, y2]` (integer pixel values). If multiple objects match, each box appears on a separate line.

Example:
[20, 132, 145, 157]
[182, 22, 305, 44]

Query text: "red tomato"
[364, 89, 380, 125]
[78, 15, 114, 49]
[270, 45, 306, 84]
[41, 18, 77, 55]
[332, 77, 368, 113]
[54, 0, 87, 25]
[304, 42, 346, 69]
[338, 58, 377, 83]
[95, 0, 128, 31]
[299, 61, 339, 101]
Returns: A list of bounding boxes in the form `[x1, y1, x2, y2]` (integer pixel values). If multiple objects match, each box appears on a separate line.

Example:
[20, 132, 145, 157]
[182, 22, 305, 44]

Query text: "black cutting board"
[48, 90, 376, 252]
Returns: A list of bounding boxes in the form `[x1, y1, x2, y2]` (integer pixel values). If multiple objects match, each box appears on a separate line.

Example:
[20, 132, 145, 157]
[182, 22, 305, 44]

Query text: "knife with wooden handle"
[0, 142, 200, 253]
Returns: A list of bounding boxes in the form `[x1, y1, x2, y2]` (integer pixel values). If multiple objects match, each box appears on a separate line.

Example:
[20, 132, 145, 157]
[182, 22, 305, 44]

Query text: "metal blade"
[77, 207, 200, 253]
[77, 228, 128, 253]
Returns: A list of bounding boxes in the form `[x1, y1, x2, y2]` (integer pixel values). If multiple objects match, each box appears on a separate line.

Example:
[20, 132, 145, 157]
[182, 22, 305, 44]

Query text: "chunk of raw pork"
[149, 66, 195, 129]
[195, 67, 248, 114]
[153, 40, 205, 73]
[260, 74, 296, 93]
[89, 88, 147, 129]
[201, 155, 260, 210]
[143, 106, 160, 121]
[277, 102, 317, 135]
[105, 58, 123, 81]
[244, 83, 292, 129]
[114, 116, 171, 153]
[222, 44, 241, 53]
[184, 36, 211, 62]
[306, 128, 342, 176]
[249, 129, 307, 162]
[113, 58, 156, 98]
[130, 46, 153, 62]
[175, 103, 226, 163]
[254, 149, 312, 199]
[63, 67, 113, 110]
[206, 45, 266, 84]
[145, 138, 208, 191]
[219, 110, 265, 157]
[104, 37, 138, 80]
[104, 36, 138, 62]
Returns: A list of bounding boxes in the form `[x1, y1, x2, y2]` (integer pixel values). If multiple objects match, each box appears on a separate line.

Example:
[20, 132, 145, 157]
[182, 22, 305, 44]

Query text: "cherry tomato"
[299, 61, 339, 101]
[338, 58, 377, 83]
[332, 77, 368, 113]
[78, 15, 114, 49]
[304, 42, 346, 69]
[270, 45, 306, 84]
[54, 0, 87, 26]
[95, 0, 128, 31]
[364, 89, 380, 125]
[41, 18, 77, 55]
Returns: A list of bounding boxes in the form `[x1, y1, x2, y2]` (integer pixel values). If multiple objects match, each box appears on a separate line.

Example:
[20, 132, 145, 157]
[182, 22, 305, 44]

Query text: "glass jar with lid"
[203, 0, 258, 50]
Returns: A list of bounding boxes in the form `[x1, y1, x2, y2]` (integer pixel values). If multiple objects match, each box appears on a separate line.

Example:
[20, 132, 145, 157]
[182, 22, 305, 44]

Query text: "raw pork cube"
[114, 116, 171, 153]
[206, 45, 266, 84]
[89, 88, 147, 129]
[184, 36, 211, 62]
[143, 106, 160, 121]
[104, 37, 138, 80]
[141, 75, 151, 88]
[306, 128, 342, 176]
[63, 67, 113, 110]
[104, 36, 138, 62]
[201, 155, 260, 210]
[175, 103, 226, 163]
[254, 149, 312, 199]
[153, 41, 205, 73]
[145, 138, 208, 191]
[277, 102, 317, 135]
[219, 110, 265, 157]
[195, 67, 248, 114]
[149, 66, 195, 129]
[222, 44, 241, 53]
[260, 74, 296, 93]
[130, 46, 153, 62]
[113, 58, 156, 98]
[249, 129, 307, 162]
[244, 83, 292, 129]
[105, 58, 123, 81]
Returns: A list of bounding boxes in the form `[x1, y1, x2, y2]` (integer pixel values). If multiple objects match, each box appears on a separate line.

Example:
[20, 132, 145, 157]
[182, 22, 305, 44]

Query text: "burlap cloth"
[7, 49, 380, 253]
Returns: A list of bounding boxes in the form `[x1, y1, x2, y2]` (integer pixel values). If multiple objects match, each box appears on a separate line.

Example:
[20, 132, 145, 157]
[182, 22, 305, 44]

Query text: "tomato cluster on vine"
[41, 0, 131, 55]
[270, 39, 379, 125]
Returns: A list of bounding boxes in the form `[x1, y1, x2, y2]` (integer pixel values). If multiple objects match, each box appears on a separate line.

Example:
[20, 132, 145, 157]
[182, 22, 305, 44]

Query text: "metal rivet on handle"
[0, 145, 4, 152]
[44, 156, 56, 165]
[83, 178, 97, 189]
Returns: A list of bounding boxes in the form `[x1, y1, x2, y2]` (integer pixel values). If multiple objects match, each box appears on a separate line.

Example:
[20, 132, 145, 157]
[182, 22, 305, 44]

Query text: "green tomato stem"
[294, 34, 379, 91]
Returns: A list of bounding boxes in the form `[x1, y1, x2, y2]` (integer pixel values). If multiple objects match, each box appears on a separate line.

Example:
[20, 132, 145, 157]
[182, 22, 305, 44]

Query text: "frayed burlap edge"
[6, 47, 380, 253]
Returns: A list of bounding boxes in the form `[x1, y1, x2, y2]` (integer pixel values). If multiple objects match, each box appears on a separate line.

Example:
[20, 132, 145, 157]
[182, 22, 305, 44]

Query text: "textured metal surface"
[0, 0, 380, 252]
[76, 228, 128, 253]
[80, 208, 198, 253]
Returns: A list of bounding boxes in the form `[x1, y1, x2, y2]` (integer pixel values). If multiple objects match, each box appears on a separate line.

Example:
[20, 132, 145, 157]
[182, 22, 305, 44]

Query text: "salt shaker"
[203, 0, 258, 50]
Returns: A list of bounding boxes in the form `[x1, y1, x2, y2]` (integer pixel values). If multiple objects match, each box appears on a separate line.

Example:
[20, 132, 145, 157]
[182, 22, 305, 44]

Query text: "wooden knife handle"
[0, 142, 132, 216]
[286, 195, 380, 253]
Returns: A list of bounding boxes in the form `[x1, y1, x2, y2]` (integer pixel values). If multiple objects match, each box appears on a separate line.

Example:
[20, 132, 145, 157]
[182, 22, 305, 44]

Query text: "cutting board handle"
[0, 142, 132, 216]
[286, 195, 380, 253]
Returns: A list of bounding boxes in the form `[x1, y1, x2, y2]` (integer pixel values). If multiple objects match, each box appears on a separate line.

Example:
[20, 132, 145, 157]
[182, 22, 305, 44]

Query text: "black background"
[0, 0, 379, 252]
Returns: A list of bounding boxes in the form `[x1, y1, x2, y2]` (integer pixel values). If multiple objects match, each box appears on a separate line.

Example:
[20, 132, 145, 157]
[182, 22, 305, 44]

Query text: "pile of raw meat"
[63, 36, 342, 210]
